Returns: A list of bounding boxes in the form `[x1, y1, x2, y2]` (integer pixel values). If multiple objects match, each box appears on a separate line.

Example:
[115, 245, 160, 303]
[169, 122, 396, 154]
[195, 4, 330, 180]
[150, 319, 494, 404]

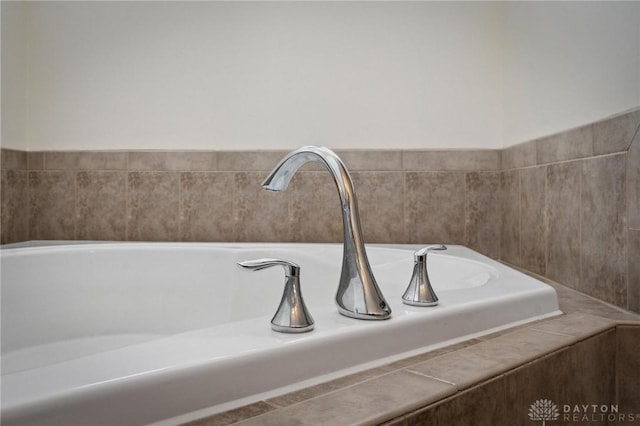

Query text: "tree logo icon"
[529, 399, 559, 425]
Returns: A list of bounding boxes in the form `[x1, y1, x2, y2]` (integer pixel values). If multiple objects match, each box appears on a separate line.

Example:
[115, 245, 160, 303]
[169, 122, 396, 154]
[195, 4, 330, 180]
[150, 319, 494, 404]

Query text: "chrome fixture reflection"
[262, 146, 391, 320]
[402, 245, 447, 307]
[238, 258, 314, 333]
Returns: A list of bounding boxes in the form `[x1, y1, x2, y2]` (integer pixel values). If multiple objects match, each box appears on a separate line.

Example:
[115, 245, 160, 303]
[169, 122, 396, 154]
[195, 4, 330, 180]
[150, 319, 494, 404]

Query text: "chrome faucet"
[262, 146, 391, 320]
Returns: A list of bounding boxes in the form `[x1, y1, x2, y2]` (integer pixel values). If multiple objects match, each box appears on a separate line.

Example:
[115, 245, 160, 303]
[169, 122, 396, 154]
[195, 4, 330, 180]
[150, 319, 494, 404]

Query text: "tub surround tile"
[127, 172, 180, 241]
[536, 124, 594, 165]
[45, 151, 128, 170]
[402, 150, 501, 172]
[28, 171, 75, 240]
[408, 328, 574, 391]
[352, 172, 405, 243]
[0, 148, 27, 170]
[180, 172, 236, 242]
[465, 171, 502, 259]
[519, 167, 546, 276]
[235, 172, 292, 242]
[628, 130, 640, 229]
[184, 401, 277, 426]
[500, 170, 520, 265]
[216, 151, 290, 172]
[404, 171, 465, 244]
[593, 108, 640, 155]
[628, 230, 640, 313]
[617, 326, 640, 413]
[545, 161, 581, 289]
[528, 313, 616, 341]
[405, 377, 506, 426]
[129, 151, 217, 171]
[288, 171, 342, 243]
[76, 171, 127, 240]
[581, 154, 627, 307]
[501, 141, 537, 170]
[504, 331, 616, 424]
[235, 371, 456, 426]
[569, 330, 616, 403]
[336, 150, 403, 171]
[27, 152, 44, 170]
[266, 367, 394, 409]
[1, 170, 28, 244]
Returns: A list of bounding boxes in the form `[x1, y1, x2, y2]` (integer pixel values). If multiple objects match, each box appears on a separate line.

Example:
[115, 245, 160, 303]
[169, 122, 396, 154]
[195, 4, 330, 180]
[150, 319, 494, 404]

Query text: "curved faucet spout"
[263, 146, 391, 320]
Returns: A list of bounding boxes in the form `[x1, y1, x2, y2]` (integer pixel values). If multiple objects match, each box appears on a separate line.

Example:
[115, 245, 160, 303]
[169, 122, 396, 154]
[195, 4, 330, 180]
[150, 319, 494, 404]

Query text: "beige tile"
[628, 230, 640, 313]
[616, 326, 640, 413]
[465, 171, 502, 259]
[404, 172, 465, 244]
[536, 124, 594, 165]
[402, 150, 500, 171]
[27, 152, 45, 170]
[76, 172, 127, 240]
[505, 330, 616, 424]
[129, 151, 217, 171]
[628, 129, 640, 229]
[336, 150, 403, 171]
[581, 154, 627, 307]
[127, 172, 180, 241]
[593, 109, 640, 155]
[550, 281, 640, 321]
[546, 161, 581, 289]
[235, 172, 292, 242]
[180, 172, 235, 242]
[528, 313, 615, 341]
[215, 151, 289, 172]
[504, 347, 573, 424]
[352, 172, 404, 243]
[520, 166, 546, 275]
[0, 148, 27, 170]
[28, 171, 75, 240]
[409, 328, 572, 390]
[236, 371, 456, 426]
[406, 376, 506, 426]
[182, 401, 276, 426]
[288, 171, 342, 242]
[567, 329, 616, 404]
[45, 151, 127, 170]
[1, 170, 29, 244]
[502, 141, 536, 169]
[501, 170, 520, 265]
[385, 341, 484, 373]
[266, 367, 392, 408]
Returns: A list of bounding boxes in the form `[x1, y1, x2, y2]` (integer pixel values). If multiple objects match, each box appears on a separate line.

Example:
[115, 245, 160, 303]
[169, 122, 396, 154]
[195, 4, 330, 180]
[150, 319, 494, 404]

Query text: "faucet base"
[336, 306, 392, 321]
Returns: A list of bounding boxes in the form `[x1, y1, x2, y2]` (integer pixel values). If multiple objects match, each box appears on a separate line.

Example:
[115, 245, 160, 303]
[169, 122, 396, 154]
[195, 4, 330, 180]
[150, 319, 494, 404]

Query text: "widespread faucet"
[262, 146, 392, 320]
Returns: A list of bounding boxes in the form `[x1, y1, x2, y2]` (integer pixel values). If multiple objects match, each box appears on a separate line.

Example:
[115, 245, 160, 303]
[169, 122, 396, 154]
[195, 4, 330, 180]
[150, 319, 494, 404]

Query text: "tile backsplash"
[1, 108, 639, 313]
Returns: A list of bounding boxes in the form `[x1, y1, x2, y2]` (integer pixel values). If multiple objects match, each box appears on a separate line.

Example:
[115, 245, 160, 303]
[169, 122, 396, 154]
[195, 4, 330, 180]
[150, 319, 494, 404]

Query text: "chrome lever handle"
[237, 258, 300, 277]
[237, 258, 313, 333]
[402, 245, 446, 307]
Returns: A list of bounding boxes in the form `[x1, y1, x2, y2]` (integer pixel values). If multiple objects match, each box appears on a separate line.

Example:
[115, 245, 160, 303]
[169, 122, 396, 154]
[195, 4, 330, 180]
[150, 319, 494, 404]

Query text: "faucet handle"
[237, 258, 314, 333]
[402, 245, 447, 307]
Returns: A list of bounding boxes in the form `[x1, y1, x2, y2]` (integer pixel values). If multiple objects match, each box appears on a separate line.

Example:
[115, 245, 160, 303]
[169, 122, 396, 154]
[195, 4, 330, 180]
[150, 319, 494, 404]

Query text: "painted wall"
[503, 1, 640, 146]
[1, 1, 27, 149]
[1, 1, 639, 151]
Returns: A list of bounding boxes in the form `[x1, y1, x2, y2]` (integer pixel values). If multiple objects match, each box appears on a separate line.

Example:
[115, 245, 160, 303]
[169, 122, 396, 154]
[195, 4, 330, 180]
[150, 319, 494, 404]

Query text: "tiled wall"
[1, 108, 639, 313]
[0, 148, 502, 256]
[500, 109, 640, 313]
[399, 325, 640, 426]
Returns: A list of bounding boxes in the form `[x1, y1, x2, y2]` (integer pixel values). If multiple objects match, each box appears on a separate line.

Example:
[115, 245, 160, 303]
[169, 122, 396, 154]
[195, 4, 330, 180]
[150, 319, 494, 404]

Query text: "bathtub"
[1, 242, 560, 425]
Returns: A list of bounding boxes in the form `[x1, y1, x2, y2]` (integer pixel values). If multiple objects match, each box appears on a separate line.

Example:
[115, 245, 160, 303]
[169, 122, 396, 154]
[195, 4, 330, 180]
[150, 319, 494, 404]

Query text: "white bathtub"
[1, 242, 560, 425]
